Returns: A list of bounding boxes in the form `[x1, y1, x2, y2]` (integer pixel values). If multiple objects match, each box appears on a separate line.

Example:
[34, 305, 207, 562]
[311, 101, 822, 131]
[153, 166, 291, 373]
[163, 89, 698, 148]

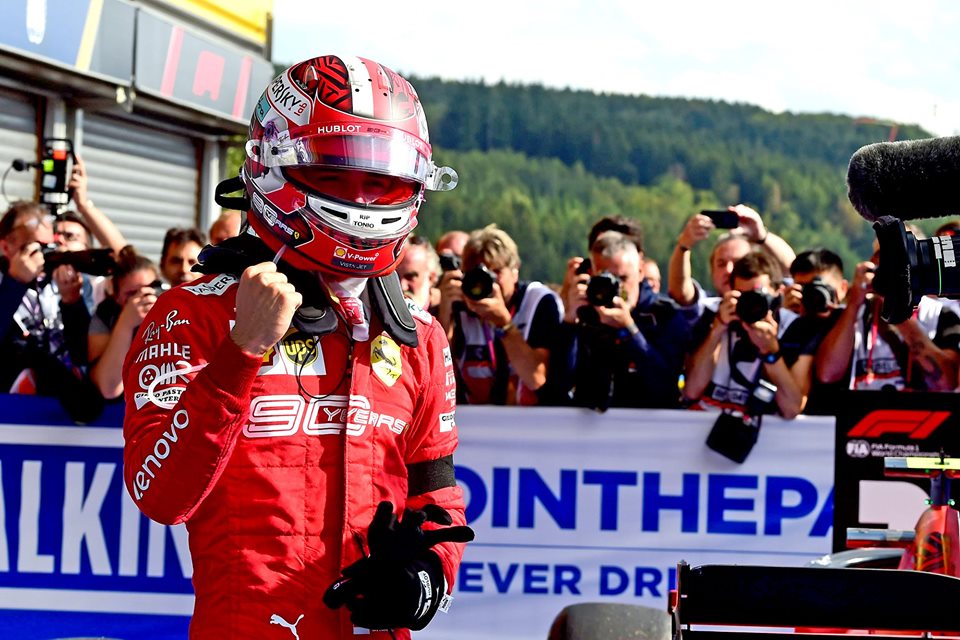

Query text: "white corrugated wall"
[0, 88, 38, 209]
[82, 114, 200, 263]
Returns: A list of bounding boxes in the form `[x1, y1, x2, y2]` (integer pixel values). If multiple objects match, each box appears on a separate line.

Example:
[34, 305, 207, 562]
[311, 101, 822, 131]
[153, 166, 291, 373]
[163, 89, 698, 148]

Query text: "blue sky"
[272, 0, 960, 136]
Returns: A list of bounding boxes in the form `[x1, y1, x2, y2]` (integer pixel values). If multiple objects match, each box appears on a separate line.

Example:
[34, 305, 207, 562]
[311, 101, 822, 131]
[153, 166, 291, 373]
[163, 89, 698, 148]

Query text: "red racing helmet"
[241, 55, 458, 277]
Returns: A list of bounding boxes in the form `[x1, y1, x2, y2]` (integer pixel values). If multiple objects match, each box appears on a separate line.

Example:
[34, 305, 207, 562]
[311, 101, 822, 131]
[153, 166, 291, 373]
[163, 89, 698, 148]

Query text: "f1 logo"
[847, 410, 950, 439]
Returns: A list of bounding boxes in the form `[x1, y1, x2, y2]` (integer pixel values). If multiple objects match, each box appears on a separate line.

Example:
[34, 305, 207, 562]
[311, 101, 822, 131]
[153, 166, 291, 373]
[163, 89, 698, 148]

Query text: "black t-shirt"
[794, 308, 845, 415]
[454, 281, 562, 405]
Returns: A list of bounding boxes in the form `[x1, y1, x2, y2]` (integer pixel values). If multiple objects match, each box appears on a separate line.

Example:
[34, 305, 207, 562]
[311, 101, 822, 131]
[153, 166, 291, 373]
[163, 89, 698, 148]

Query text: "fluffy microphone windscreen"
[847, 136, 960, 222]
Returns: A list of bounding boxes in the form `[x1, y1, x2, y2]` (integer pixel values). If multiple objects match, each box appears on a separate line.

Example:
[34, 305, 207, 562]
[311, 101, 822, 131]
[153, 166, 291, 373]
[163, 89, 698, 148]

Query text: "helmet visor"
[255, 133, 431, 184]
[283, 166, 420, 206]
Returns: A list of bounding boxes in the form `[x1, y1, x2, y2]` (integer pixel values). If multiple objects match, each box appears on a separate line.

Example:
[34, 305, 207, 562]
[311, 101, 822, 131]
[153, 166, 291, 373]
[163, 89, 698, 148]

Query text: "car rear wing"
[671, 561, 960, 638]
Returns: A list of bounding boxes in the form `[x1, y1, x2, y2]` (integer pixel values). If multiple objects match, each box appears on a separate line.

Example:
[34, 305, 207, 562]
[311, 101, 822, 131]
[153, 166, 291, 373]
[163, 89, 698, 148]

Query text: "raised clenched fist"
[230, 262, 302, 356]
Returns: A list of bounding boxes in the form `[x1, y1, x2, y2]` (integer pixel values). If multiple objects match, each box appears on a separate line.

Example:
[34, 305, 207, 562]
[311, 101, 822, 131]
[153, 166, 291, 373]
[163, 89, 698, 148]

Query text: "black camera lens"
[461, 264, 496, 301]
[874, 217, 960, 323]
[42, 247, 117, 276]
[736, 290, 777, 324]
[800, 276, 836, 315]
[586, 272, 621, 307]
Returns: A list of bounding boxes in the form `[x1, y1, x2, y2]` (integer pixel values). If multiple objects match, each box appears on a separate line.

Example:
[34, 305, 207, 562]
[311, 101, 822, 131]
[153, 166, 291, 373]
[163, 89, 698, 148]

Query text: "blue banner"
[0, 398, 835, 640]
[0, 397, 190, 639]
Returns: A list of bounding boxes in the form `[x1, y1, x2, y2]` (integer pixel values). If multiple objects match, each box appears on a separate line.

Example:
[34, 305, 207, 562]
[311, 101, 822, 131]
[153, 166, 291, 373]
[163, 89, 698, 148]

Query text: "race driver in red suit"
[122, 55, 473, 639]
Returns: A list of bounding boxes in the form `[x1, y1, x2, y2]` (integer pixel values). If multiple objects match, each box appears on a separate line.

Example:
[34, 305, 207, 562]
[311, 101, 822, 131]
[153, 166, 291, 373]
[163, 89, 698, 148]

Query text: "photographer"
[44, 154, 128, 316]
[683, 251, 815, 419]
[88, 246, 161, 400]
[435, 229, 469, 339]
[784, 249, 850, 414]
[0, 202, 101, 421]
[815, 246, 960, 392]
[555, 231, 690, 411]
[447, 224, 562, 405]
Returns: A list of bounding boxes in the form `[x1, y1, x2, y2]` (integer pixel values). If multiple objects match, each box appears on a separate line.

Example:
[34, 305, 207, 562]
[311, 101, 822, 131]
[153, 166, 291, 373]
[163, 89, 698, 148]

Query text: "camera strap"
[725, 330, 764, 409]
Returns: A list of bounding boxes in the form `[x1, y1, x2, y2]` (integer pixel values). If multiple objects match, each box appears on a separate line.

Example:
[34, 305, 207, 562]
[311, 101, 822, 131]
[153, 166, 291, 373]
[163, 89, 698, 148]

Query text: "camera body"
[439, 253, 461, 272]
[800, 276, 837, 315]
[461, 264, 496, 301]
[706, 380, 777, 463]
[586, 271, 622, 308]
[41, 245, 116, 276]
[736, 290, 779, 324]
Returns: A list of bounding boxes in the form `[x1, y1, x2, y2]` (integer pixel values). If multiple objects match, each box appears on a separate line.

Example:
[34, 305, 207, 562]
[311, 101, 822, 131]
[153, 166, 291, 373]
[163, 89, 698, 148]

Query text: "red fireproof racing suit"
[122, 273, 466, 639]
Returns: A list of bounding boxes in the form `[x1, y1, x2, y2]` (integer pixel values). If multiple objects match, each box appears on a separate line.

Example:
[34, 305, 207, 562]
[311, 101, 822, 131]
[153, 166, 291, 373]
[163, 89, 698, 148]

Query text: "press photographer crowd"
[4, 138, 959, 451]
[0, 154, 239, 422]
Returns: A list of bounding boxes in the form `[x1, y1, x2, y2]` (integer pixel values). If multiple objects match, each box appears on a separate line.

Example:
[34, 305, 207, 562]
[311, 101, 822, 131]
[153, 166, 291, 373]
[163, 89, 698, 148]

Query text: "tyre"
[548, 602, 671, 640]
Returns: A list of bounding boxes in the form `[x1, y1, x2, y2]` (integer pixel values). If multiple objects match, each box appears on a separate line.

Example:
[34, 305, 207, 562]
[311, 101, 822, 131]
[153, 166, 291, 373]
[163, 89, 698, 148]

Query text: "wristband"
[757, 231, 768, 245]
[494, 320, 515, 339]
[677, 241, 692, 252]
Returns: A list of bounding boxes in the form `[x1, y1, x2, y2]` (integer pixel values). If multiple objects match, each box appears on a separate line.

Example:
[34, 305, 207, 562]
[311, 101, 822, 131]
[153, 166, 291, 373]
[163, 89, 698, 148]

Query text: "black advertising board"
[832, 390, 960, 551]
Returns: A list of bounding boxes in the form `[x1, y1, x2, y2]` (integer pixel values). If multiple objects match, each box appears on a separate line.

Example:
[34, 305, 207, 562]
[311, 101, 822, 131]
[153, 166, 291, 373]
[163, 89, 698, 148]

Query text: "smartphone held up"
[701, 209, 739, 229]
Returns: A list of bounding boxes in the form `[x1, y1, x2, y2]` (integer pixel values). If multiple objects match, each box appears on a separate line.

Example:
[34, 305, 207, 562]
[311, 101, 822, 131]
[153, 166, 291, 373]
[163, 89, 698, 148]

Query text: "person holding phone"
[667, 204, 796, 327]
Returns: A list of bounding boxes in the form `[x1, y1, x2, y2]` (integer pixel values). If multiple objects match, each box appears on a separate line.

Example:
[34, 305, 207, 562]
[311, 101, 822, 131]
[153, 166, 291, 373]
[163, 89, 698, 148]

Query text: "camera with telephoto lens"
[845, 137, 960, 324]
[800, 276, 837, 315]
[873, 218, 960, 324]
[41, 245, 116, 276]
[586, 271, 622, 308]
[461, 264, 496, 301]
[735, 290, 780, 324]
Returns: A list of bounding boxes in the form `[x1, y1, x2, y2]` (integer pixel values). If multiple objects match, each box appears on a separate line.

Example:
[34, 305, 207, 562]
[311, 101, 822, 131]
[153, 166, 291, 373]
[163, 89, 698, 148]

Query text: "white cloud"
[271, 0, 960, 135]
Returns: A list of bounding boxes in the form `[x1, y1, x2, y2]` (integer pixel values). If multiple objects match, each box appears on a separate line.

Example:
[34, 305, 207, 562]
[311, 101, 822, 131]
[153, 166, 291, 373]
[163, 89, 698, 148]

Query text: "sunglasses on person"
[54, 229, 84, 243]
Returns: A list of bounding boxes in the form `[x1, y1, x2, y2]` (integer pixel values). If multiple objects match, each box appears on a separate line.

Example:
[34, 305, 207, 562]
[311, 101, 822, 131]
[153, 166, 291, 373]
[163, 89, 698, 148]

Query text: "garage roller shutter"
[0, 89, 38, 209]
[82, 114, 199, 263]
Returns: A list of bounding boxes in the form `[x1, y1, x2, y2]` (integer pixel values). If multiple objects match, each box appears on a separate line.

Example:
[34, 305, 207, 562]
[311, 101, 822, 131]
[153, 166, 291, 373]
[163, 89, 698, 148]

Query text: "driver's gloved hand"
[323, 501, 475, 631]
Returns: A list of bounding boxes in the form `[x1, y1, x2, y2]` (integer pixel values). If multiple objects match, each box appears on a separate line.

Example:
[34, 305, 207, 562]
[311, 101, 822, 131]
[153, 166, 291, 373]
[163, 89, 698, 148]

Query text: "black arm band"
[407, 455, 456, 497]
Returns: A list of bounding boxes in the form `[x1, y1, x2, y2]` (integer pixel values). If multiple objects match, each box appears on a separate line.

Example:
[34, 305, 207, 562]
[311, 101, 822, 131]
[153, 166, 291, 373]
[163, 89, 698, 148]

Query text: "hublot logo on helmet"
[317, 124, 362, 134]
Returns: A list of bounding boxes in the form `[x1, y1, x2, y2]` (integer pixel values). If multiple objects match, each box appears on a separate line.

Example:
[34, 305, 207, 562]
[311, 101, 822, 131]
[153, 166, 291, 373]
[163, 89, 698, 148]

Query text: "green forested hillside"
[409, 77, 932, 285]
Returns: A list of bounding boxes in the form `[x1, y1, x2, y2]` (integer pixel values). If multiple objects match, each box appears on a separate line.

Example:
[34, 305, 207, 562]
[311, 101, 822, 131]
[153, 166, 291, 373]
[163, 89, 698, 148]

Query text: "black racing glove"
[323, 501, 475, 631]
